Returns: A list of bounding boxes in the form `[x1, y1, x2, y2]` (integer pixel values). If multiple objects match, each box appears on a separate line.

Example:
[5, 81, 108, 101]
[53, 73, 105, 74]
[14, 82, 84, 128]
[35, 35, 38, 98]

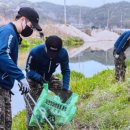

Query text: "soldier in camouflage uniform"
[25, 36, 72, 130]
[113, 31, 130, 82]
[0, 7, 42, 130]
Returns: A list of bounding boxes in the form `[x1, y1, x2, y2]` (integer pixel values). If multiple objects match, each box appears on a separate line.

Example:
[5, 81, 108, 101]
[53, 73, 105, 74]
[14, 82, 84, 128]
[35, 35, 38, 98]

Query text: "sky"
[29, 0, 130, 7]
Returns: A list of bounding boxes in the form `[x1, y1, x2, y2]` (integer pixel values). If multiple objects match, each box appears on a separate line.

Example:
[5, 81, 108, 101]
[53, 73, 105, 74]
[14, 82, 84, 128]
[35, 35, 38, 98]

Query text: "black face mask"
[21, 25, 33, 37]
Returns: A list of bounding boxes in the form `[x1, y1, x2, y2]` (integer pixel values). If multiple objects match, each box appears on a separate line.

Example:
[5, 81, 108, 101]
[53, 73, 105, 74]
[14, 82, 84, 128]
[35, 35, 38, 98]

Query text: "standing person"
[113, 31, 130, 81]
[0, 7, 42, 130]
[25, 35, 72, 130]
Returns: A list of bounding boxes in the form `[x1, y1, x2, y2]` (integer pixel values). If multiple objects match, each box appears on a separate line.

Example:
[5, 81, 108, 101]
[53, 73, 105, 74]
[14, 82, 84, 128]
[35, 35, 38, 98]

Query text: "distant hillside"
[0, 0, 130, 28]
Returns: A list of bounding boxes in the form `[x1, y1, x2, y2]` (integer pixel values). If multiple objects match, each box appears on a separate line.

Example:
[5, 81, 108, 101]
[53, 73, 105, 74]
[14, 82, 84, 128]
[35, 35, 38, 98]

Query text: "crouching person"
[113, 31, 130, 81]
[25, 35, 73, 130]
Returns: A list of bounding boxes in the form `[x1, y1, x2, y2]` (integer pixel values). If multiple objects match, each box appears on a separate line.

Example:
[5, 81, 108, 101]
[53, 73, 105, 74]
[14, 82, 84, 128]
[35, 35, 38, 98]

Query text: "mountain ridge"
[0, 1, 130, 28]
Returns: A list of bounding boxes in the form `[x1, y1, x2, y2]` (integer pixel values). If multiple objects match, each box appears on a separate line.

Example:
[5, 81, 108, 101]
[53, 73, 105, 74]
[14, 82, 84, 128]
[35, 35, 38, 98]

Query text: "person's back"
[114, 31, 130, 54]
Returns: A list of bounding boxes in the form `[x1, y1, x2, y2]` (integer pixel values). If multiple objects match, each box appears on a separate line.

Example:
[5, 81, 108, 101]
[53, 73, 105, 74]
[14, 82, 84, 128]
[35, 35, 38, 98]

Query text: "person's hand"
[18, 78, 30, 95]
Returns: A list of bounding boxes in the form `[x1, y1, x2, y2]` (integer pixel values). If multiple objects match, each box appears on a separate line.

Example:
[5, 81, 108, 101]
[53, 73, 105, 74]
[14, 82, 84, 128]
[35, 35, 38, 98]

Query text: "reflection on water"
[70, 49, 115, 65]
[70, 48, 130, 66]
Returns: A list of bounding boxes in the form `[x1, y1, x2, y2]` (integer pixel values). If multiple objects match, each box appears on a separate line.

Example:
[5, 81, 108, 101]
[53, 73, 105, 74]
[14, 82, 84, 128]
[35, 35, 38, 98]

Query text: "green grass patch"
[19, 38, 45, 52]
[63, 37, 84, 48]
[12, 110, 26, 130]
[12, 67, 130, 130]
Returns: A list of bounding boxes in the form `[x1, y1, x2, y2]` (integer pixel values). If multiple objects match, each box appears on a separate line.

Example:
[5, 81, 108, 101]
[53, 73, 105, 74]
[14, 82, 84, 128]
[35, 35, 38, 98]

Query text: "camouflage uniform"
[114, 51, 126, 81]
[0, 87, 12, 130]
[25, 76, 71, 130]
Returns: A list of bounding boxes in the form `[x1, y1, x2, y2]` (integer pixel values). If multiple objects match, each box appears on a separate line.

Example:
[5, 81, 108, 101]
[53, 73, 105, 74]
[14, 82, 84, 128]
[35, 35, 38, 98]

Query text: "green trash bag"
[29, 83, 78, 127]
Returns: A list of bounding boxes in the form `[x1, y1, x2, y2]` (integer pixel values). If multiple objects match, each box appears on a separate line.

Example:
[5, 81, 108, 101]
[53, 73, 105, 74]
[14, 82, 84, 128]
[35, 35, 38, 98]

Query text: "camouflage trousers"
[25, 77, 63, 130]
[0, 87, 12, 130]
[114, 52, 126, 81]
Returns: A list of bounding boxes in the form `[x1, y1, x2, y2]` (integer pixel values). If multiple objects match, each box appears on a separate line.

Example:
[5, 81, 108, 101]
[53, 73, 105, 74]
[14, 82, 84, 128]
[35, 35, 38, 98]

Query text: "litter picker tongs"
[24, 93, 54, 130]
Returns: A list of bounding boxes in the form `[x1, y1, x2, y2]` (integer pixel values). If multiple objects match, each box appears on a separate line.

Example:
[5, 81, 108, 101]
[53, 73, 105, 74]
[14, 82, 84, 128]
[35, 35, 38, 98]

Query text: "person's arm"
[60, 50, 70, 90]
[0, 29, 25, 81]
[26, 52, 43, 82]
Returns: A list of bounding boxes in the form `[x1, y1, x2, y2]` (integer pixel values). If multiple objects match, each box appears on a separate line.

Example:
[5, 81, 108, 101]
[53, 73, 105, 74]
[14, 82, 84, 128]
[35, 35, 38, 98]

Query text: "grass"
[12, 110, 27, 130]
[63, 37, 84, 49]
[12, 63, 130, 130]
[19, 37, 45, 52]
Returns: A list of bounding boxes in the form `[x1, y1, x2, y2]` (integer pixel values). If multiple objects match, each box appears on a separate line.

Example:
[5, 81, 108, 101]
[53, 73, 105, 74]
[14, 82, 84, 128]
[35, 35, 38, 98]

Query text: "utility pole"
[106, 9, 110, 29]
[120, 11, 123, 29]
[79, 6, 81, 27]
[64, 0, 67, 25]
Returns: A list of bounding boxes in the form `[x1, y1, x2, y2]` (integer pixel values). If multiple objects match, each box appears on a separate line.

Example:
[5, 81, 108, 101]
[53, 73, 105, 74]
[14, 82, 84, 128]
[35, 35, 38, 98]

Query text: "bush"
[20, 38, 45, 51]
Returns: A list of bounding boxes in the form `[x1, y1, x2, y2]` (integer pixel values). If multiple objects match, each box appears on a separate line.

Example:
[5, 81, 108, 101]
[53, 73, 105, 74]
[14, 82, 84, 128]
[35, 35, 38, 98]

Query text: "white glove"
[114, 54, 119, 59]
[18, 78, 30, 95]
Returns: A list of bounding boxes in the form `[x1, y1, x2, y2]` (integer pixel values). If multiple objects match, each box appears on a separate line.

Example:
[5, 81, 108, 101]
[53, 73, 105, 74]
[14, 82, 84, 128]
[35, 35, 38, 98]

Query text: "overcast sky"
[29, 0, 130, 7]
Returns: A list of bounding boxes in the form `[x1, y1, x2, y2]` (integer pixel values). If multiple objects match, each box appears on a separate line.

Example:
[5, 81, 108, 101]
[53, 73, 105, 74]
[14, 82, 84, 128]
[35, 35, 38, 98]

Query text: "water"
[70, 60, 114, 77]
[12, 81, 26, 116]
[11, 59, 114, 116]
[56, 60, 114, 77]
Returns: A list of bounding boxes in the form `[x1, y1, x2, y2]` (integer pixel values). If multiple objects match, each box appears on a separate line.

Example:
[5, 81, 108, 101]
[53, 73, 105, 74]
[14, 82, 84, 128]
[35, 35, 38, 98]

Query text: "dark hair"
[15, 14, 22, 20]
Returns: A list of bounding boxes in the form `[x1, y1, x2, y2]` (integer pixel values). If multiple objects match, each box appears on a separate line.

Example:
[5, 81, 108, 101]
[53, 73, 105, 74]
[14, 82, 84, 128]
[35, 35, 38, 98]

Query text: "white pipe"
[24, 95, 43, 130]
